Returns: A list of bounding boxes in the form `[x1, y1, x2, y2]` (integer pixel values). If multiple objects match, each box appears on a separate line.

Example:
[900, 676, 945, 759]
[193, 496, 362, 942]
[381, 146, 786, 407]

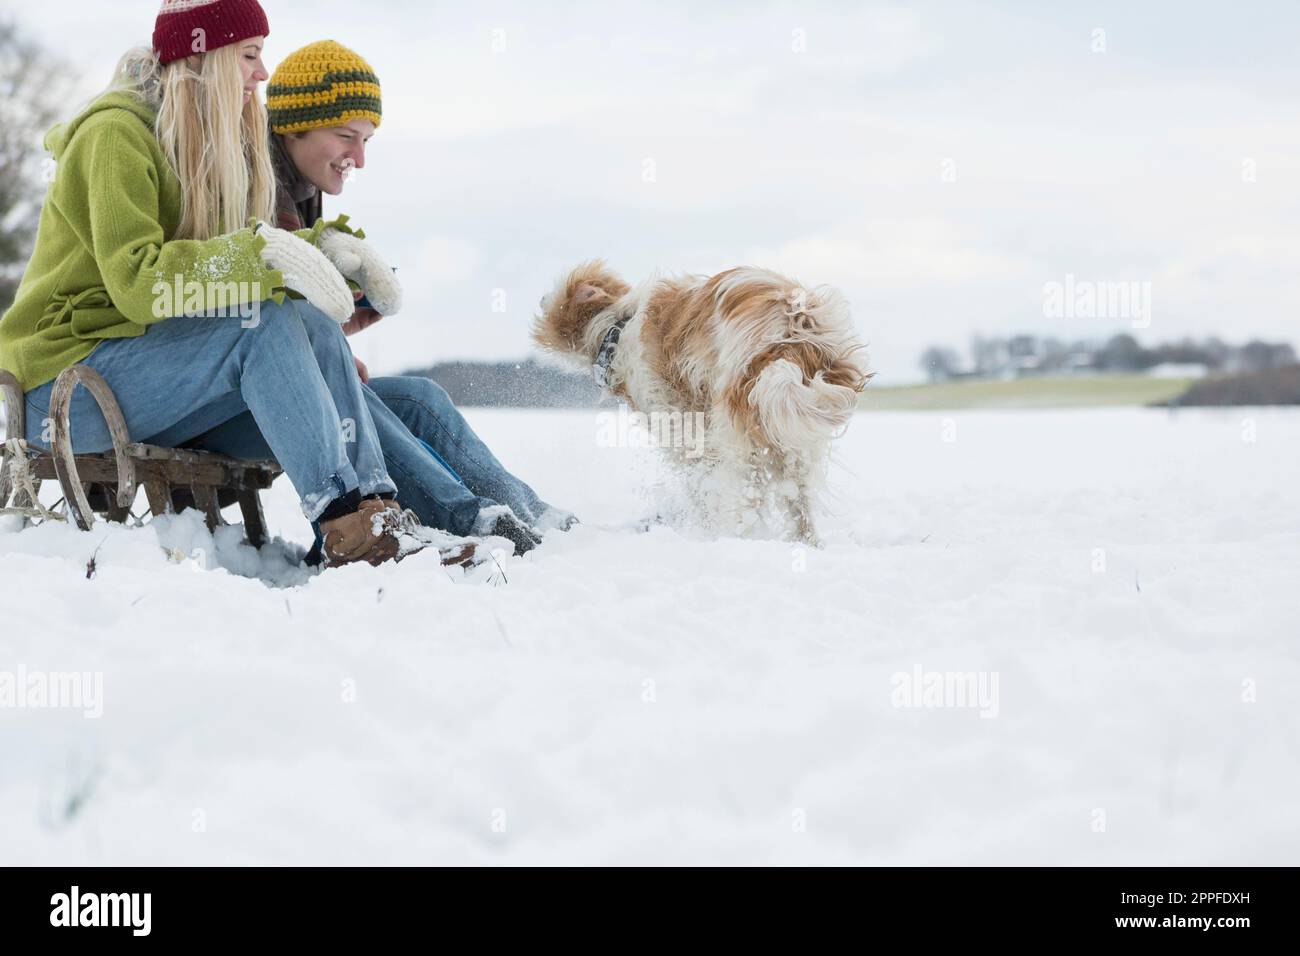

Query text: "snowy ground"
[1, 406, 1298, 865]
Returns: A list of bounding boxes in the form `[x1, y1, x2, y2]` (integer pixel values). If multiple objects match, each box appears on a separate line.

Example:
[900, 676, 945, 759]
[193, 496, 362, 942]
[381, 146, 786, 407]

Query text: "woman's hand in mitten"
[255, 222, 355, 323]
[318, 228, 404, 316]
[342, 289, 385, 336]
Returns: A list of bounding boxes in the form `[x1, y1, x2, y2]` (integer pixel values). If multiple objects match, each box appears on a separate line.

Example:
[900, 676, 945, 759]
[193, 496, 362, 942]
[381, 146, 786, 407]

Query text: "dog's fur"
[533, 260, 871, 542]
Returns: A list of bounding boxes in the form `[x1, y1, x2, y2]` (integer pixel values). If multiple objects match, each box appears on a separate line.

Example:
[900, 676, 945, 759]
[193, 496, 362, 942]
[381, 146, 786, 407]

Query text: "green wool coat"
[0, 90, 350, 393]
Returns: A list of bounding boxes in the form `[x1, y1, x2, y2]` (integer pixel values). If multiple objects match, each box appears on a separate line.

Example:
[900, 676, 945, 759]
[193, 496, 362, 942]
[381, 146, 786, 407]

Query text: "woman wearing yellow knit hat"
[200, 40, 577, 561]
[267, 39, 383, 224]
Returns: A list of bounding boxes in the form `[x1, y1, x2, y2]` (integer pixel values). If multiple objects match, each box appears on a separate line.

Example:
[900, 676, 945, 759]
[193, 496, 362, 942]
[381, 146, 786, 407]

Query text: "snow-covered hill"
[2, 407, 1297, 864]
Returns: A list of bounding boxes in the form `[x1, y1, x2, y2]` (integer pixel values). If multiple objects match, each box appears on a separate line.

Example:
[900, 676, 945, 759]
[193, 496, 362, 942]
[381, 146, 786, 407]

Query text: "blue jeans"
[368, 375, 551, 526]
[22, 298, 395, 521]
[187, 372, 553, 536]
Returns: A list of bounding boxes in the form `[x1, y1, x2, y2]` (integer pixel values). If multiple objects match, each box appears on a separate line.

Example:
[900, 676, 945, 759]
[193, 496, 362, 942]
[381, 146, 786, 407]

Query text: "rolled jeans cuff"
[300, 468, 360, 523]
[358, 469, 398, 500]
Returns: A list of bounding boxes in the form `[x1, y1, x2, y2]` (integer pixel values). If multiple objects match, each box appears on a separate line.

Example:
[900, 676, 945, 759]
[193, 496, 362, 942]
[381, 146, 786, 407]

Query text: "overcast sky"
[7, 0, 1299, 383]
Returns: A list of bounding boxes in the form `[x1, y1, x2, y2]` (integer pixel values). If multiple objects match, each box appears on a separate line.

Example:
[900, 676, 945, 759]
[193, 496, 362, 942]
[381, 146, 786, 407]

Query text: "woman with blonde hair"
[0, 0, 456, 567]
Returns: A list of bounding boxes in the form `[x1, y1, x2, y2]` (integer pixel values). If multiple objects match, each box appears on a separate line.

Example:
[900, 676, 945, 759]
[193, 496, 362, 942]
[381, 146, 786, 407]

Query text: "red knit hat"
[152, 0, 270, 65]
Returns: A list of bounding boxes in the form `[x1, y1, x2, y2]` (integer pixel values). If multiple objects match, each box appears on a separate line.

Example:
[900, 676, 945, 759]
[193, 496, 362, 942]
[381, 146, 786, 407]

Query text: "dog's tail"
[747, 354, 864, 450]
[728, 285, 872, 451]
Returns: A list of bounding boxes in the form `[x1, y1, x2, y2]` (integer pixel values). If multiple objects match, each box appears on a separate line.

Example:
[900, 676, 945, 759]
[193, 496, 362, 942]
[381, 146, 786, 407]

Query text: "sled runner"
[1, 365, 281, 548]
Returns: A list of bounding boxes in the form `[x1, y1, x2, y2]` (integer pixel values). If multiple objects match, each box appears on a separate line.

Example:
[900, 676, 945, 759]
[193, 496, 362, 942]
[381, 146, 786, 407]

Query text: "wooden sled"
[1, 365, 281, 548]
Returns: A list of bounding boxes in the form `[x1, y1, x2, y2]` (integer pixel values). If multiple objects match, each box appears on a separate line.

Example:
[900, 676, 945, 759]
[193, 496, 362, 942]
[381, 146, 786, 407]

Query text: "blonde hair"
[110, 45, 275, 241]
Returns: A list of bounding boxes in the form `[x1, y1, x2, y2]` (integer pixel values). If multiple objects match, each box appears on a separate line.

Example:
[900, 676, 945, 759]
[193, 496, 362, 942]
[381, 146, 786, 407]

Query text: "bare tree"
[0, 19, 73, 313]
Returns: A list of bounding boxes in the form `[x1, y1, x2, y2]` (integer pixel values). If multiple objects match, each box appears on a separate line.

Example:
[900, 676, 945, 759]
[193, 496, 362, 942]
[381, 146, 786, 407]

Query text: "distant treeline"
[1161, 365, 1300, 407]
[922, 333, 1297, 381]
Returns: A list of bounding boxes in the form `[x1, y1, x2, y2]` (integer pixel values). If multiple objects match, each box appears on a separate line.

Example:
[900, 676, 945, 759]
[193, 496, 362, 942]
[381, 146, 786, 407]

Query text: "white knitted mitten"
[255, 222, 355, 323]
[317, 228, 404, 316]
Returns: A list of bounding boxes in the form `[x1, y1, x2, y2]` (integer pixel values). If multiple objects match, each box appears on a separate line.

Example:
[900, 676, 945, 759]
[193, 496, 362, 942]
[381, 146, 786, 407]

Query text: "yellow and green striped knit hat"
[267, 40, 382, 134]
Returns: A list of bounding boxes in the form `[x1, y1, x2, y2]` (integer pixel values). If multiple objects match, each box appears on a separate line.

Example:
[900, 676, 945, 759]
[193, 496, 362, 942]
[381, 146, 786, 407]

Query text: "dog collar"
[593, 316, 631, 388]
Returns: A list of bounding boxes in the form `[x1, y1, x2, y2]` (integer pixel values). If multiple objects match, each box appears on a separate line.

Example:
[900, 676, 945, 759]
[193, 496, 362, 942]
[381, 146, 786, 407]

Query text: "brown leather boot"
[376, 502, 479, 568]
[320, 499, 479, 569]
[320, 498, 401, 567]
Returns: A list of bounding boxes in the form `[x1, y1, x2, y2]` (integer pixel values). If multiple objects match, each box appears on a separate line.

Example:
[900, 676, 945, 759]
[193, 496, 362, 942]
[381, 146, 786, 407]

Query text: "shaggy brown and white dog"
[533, 260, 871, 542]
